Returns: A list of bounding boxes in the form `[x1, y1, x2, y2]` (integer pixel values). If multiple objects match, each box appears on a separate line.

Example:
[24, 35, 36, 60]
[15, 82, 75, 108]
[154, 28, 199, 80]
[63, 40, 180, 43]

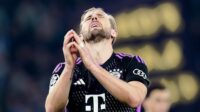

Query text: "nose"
[91, 15, 98, 21]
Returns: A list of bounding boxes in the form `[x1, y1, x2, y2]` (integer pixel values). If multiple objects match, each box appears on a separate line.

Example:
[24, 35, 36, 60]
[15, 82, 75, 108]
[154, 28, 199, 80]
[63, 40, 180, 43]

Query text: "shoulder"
[116, 53, 150, 86]
[115, 52, 146, 64]
[52, 58, 83, 74]
[52, 62, 66, 74]
[49, 59, 83, 89]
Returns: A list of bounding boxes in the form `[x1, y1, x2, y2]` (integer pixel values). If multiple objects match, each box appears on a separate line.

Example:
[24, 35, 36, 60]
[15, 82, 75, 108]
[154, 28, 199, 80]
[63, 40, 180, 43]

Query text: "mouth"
[90, 21, 102, 29]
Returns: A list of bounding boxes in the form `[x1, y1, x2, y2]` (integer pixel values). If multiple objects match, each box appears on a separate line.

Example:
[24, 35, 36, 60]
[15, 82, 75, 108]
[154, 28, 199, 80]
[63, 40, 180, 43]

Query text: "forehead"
[83, 9, 107, 18]
[150, 90, 170, 99]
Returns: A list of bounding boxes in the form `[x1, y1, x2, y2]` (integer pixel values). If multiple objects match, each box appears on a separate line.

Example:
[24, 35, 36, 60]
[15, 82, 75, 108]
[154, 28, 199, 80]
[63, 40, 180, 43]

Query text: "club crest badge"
[109, 69, 122, 78]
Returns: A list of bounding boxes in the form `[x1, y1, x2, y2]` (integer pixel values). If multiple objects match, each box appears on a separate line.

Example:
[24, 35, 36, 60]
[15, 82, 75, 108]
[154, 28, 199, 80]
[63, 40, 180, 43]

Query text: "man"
[142, 82, 171, 112]
[45, 7, 150, 112]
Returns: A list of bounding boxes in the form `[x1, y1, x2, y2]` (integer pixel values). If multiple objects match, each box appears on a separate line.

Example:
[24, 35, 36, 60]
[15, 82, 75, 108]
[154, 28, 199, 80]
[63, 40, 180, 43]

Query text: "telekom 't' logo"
[85, 93, 106, 112]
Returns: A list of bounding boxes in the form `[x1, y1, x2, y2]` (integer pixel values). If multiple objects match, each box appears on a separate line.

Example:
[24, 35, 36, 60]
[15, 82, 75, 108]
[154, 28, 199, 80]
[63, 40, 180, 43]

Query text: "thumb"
[72, 53, 77, 61]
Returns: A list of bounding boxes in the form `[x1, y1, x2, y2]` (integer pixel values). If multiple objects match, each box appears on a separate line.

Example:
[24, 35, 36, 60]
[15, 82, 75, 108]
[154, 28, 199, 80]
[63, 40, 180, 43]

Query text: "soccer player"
[142, 82, 171, 112]
[45, 7, 150, 112]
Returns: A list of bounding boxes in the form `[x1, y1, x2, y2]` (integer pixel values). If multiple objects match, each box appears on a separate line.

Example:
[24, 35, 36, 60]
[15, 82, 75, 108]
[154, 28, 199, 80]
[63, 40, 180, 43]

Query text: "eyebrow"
[85, 15, 92, 20]
[97, 13, 104, 17]
[84, 11, 106, 20]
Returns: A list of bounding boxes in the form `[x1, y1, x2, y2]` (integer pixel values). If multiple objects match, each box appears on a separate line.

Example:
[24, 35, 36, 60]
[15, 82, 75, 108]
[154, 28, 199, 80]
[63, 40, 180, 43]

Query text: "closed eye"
[85, 15, 92, 21]
[97, 13, 104, 18]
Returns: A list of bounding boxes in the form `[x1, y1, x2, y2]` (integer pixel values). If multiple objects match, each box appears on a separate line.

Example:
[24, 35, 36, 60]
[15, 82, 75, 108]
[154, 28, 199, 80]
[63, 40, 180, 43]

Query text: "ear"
[111, 29, 117, 38]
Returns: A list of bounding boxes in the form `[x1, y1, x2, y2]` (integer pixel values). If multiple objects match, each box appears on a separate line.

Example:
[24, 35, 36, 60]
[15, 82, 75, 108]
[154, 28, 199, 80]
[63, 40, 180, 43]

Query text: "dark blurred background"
[0, 0, 200, 112]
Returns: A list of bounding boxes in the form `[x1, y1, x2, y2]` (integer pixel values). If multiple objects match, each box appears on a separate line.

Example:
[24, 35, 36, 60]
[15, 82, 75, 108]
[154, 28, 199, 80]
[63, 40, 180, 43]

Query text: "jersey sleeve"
[125, 56, 150, 87]
[48, 62, 65, 92]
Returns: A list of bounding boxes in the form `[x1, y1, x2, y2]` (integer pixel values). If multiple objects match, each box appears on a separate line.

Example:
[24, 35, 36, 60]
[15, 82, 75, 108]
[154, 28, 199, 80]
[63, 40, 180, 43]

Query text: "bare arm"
[45, 66, 73, 112]
[45, 30, 78, 112]
[88, 65, 147, 108]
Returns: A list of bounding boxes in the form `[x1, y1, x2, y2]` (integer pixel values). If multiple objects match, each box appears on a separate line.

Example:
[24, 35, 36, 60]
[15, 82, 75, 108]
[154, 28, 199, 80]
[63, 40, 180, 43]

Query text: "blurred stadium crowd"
[0, 0, 200, 112]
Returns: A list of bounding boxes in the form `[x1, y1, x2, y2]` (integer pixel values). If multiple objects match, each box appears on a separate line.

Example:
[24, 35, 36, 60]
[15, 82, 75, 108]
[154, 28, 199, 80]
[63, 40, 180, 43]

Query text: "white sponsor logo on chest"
[133, 68, 147, 79]
[85, 93, 106, 112]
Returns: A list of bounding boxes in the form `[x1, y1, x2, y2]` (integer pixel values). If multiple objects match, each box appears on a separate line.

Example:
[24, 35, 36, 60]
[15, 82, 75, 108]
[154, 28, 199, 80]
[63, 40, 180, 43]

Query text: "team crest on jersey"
[50, 74, 59, 87]
[109, 69, 122, 78]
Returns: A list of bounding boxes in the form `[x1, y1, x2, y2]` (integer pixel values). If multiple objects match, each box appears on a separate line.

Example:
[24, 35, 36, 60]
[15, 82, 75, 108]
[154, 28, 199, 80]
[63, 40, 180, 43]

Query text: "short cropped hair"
[146, 82, 166, 98]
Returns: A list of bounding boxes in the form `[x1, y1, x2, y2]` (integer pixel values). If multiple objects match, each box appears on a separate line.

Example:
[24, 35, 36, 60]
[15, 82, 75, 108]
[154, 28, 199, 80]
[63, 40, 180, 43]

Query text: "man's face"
[145, 90, 171, 112]
[80, 9, 112, 43]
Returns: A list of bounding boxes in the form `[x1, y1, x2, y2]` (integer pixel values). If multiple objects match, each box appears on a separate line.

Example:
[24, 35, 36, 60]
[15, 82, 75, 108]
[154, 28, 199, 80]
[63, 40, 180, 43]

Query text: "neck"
[85, 39, 113, 65]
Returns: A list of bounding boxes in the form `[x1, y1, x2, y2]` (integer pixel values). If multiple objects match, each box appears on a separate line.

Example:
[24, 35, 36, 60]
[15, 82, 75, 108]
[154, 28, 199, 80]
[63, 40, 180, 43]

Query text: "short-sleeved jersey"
[49, 52, 150, 112]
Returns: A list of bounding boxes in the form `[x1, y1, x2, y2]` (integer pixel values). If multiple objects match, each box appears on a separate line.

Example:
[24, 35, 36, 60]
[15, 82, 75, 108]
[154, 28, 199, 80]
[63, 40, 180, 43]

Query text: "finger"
[72, 42, 86, 60]
[64, 29, 73, 39]
[63, 42, 73, 50]
[63, 35, 73, 45]
[72, 53, 77, 60]
[71, 42, 82, 52]
[63, 42, 78, 55]
[66, 42, 75, 49]
[71, 30, 82, 44]
[73, 40, 85, 49]
[63, 30, 74, 44]
[68, 42, 78, 54]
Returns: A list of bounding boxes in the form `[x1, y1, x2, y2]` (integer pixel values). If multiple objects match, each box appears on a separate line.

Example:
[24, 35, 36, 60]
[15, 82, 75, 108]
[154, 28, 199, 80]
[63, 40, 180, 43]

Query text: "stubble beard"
[82, 28, 110, 43]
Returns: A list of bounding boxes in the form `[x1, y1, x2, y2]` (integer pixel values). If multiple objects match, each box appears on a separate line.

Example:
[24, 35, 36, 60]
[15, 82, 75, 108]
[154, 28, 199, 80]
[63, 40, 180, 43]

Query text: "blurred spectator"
[142, 82, 171, 112]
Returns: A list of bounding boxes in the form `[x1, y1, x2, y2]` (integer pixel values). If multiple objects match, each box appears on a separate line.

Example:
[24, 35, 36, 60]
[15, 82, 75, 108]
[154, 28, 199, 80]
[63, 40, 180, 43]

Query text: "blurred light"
[178, 73, 199, 101]
[159, 72, 199, 104]
[135, 8, 160, 36]
[115, 13, 130, 37]
[161, 78, 180, 103]
[161, 39, 182, 70]
[137, 44, 160, 71]
[156, 2, 182, 32]
[115, 2, 182, 38]
[114, 39, 183, 72]
[141, 39, 182, 71]
[128, 12, 143, 37]
[114, 46, 133, 54]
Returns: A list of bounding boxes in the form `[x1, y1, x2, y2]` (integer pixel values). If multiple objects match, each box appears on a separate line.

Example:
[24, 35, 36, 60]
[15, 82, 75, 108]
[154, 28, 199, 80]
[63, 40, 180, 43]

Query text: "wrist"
[87, 62, 99, 72]
[63, 63, 74, 72]
[62, 64, 74, 80]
